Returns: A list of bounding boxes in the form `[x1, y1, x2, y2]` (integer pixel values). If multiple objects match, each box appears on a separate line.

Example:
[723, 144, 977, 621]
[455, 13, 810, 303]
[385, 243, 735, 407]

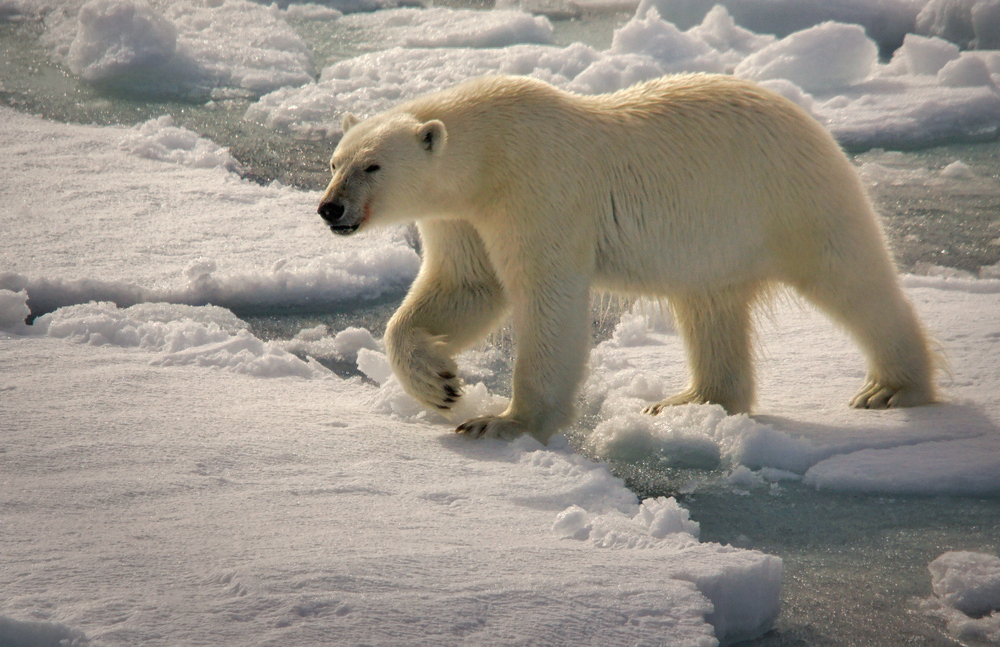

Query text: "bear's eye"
[364, 164, 381, 173]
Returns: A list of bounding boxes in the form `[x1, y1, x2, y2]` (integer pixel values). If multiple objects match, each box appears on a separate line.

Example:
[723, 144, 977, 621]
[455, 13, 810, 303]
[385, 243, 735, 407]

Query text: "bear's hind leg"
[792, 255, 935, 409]
[645, 287, 757, 416]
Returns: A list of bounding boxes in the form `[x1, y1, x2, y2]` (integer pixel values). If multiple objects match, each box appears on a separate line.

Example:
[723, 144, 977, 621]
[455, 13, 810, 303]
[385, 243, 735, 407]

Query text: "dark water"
[592, 457, 1000, 646]
[692, 488, 1000, 647]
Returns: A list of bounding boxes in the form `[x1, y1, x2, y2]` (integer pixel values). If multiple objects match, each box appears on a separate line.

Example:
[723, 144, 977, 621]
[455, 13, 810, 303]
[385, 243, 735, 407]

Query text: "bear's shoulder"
[401, 74, 567, 119]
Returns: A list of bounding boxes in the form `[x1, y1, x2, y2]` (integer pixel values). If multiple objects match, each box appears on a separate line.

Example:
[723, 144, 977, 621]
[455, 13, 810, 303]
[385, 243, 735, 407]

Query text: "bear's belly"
[593, 220, 775, 294]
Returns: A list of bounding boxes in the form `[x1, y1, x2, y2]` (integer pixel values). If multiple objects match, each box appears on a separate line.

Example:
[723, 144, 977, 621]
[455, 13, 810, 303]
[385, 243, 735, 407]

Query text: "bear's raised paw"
[400, 363, 462, 411]
[389, 329, 463, 411]
[416, 369, 462, 411]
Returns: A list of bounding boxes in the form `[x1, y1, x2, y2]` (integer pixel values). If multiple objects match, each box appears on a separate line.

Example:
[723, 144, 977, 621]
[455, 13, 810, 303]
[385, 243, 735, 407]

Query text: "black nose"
[318, 200, 345, 224]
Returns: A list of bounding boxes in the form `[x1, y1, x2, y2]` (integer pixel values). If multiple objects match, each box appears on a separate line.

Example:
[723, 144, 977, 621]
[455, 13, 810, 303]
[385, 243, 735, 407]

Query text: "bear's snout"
[318, 200, 345, 224]
[317, 200, 360, 235]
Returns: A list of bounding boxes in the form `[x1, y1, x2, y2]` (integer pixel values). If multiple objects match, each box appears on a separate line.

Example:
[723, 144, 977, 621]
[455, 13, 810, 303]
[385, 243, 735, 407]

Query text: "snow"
[920, 552, 1000, 642]
[42, 0, 318, 96]
[28, 0, 556, 98]
[929, 552, 1000, 617]
[66, 0, 178, 83]
[1, 331, 756, 646]
[684, 4, 776, 71]
[0, 0, 36, 21]
[733, 22, 879, 92]
[163, 0, 316, 94]
[14, 0, 1000, 148]
[894, 32, 962, 76]
[281, 3, 343, 21]
[122, 115, 243, 172]
[0, 289, 31, 334]
[940, 159, 976, 178]
[582, 283, 1000, 495]
[917, 0, 1000, 49]
[283, 325, 380, 364]
[34, 298, 329, 378]
[635, 0, 920, 54]
[938, 51, 998, 87]
[0, 108, 420, 313]
[335, 7, 554, 49]
[244, 4, 1000, 149]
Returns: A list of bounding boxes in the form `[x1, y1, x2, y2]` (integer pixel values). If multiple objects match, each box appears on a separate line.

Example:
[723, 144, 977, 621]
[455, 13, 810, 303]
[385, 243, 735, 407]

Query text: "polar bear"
[317, 74, 935, 444]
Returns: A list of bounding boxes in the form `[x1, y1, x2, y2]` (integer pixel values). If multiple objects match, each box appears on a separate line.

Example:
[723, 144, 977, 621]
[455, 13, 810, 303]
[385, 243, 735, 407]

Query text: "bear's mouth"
[330, 222, 360, 235]
[329, 203, 371, 236]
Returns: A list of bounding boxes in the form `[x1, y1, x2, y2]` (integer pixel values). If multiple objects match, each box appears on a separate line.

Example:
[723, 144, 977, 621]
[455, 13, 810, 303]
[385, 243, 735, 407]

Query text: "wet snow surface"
[3, 0, 1000, 645]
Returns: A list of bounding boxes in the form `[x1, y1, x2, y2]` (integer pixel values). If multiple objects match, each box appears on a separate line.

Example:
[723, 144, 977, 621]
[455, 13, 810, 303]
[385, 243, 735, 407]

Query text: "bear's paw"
[388, 329, 464, 411]
[850, 380, 935, 409]
[455, 415, 529, 441]
[643, 389, 718, 415]
[408, 365, 462, 411]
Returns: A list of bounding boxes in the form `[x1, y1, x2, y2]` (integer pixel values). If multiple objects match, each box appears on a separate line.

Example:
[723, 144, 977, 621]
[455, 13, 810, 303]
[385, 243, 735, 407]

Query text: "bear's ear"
[417, 120, 447, 155]
[342, 113, 360, 133]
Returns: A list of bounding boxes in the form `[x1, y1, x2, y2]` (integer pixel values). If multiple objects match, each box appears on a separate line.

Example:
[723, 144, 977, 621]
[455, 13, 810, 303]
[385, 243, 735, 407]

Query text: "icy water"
[3, 7, 1000, 647]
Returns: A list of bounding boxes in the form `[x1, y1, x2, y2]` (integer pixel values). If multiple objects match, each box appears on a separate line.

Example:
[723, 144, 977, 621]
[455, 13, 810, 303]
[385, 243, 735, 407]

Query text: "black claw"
[440, 371, 456, 380]
[437, 404, 450, 410]
[443, 397, 456, 404]
[444, 385, 459, 397]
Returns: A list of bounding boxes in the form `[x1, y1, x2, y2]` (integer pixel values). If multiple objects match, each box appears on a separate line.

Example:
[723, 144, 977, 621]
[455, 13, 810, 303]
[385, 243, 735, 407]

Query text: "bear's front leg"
[385, 221, 507, 412]
[456, 275, 592, 444]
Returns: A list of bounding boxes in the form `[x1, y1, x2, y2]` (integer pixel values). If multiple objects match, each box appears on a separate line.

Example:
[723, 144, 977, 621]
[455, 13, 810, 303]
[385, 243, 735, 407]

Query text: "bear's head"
[317, 112, 448, 235]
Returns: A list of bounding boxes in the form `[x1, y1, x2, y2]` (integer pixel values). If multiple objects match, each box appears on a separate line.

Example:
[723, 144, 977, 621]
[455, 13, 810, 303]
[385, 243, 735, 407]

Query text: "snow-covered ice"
[25, 0, 561, 98]
[917, 0, 1000, 49]
[2, 321, 777, 645]
[636, 0, 920, 55]
[733, 22, 878, 92]
[920, 551, 1000, 642]
[583, 282, 1000, 494]
[0, 110, 420, 314]
[244, 4, 1000, 149]
[3, 0, 1000, 643]
[929, 551, 1000, 617]
[40, 0, 319, 96]
[334, 7, 555, 50]
[122, 115, 243, 172]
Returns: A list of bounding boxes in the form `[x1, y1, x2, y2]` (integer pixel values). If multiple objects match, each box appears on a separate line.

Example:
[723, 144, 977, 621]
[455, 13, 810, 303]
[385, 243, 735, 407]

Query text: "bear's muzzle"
[317, 200, 360, 235]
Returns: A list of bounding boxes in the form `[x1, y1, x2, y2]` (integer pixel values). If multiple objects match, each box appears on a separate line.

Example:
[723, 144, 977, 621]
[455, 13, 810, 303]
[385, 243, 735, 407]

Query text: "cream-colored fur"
[318, 74, 935, 444]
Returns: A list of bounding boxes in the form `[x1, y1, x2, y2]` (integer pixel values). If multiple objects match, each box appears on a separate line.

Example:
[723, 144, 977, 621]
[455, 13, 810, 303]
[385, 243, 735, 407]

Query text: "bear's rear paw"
[643, 387, 751, 416]
[643, 393, 703, 416]
[643, 401, 670, 416]
[456, 415, 528, 441]
[850, 380, 934, 409]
